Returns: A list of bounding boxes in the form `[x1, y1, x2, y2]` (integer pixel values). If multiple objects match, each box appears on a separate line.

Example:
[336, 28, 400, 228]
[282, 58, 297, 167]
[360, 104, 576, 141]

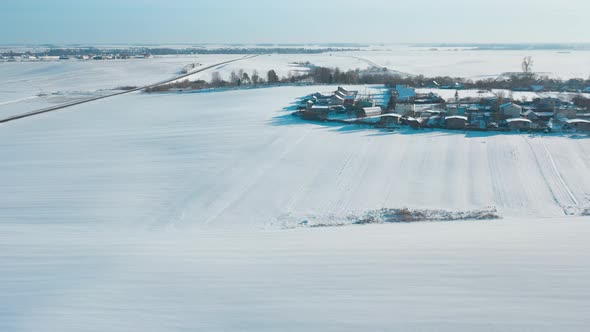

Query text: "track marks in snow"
[526, 137, 580, 215]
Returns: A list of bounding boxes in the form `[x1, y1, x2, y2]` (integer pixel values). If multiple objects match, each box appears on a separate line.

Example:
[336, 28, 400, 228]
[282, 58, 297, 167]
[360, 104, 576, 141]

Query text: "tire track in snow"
[539, 139, 579, 206]
[525, 137, 579, 214]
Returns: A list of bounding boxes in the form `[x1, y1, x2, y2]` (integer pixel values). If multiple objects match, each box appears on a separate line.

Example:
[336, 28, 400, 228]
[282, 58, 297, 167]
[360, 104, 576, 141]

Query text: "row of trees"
[145, 69, 298, 92]
[147, 57, 590, 94]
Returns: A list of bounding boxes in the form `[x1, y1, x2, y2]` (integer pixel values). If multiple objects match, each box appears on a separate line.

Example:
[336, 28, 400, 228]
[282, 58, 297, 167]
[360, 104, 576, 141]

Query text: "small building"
[523, 109, 538, 121]
[506, 118, 532, 131]
[357, 107, 382, 118]
[395, 103, 416, 116]
[333, 87, 358, 106]
[499, 102, 523, 118]
[447, 105, 467, 115]
[395, 85, 416, 102]
[555, 107, 577, 119]
[406, 117, 423, 129]
[378, 113, 403, 127]
[425, 115, 443, 128]
[300, 106, 330, 121]
[563, 119, 590, 132]
[445, 115, 468, 130]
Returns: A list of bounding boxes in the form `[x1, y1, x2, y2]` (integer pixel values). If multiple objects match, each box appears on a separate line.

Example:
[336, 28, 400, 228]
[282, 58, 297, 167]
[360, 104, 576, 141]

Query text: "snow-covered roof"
[445, 115, 468, 121]
[380, 113, 403, 118]
[506, 118, 532, 123]
[565, 119, 590, 124]
[500, 102, 522, 109]
[523, 110, 535, 116]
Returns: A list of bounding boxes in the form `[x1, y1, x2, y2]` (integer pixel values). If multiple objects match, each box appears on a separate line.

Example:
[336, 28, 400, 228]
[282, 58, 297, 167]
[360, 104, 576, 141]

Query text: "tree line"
[147, 61, 590, 96]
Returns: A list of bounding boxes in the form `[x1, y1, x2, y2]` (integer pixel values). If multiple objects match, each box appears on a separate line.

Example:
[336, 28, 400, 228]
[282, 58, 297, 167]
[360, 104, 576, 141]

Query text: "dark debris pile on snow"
[285, 207, 501, 229]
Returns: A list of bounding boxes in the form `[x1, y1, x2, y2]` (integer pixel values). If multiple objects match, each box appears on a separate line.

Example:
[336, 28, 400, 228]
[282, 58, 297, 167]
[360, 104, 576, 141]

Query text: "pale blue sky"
[1, 0, 589, 44]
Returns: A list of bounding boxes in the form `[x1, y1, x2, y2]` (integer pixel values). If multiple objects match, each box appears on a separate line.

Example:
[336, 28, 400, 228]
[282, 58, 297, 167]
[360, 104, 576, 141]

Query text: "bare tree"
[267, 69, 279, 83]
[522, 56, 534, 75]
[251, 70, 259, 85]
[242, 72, 251, 85]
[230, 71, 241, 86]
[211, 71, 223, 85]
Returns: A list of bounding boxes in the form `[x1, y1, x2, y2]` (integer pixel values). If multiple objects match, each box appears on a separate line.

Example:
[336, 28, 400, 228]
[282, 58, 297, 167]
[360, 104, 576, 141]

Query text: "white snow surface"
[0, 55, 242, 117]
[187, 48, 590, 82]
[1, 85, 590, 331]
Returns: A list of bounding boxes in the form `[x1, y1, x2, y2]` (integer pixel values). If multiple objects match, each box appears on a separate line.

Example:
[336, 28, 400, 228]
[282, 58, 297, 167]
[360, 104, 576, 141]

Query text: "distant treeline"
[146, 65, 590, 98]
[309, 66, 590, 92]
[1, 47, 358, 57]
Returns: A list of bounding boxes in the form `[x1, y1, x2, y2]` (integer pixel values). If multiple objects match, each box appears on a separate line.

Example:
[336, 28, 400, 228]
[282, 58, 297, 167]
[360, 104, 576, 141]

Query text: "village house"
[377, 113, 403, 128]
[533, 97, 567, 111]
[395, 103, 416, 116]
[395, 85, 416, 102]
[499, 102, 523, 118]
[447, 105, 467, 116]
[357, 107, 382, 118]
[332, 87, 358, 106]
[300, 106, 330, 121]
[554, 107, 578, 119]
[445, 115, 468, 130]
[563, 119, 590, 132]
[506, 118, 532, 131]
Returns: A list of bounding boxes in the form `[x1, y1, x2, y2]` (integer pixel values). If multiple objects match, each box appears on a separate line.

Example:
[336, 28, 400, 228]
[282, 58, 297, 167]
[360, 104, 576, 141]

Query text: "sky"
[1, 0, 590, 45]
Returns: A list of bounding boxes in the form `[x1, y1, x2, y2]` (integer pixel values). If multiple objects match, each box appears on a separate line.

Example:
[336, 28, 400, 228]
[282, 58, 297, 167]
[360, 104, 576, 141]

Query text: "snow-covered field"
[1, 84, 590, 331]
[187, 47, 590, 82]
[0, 55, 243, 117]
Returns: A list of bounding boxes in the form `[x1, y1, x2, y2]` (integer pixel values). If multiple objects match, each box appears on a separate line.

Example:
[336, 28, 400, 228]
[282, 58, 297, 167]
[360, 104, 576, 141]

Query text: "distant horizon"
[3, 42, 590, 48]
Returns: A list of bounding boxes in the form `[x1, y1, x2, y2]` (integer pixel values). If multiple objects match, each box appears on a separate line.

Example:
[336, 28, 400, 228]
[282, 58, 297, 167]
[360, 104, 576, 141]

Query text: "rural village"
[295, 85, 590, 133]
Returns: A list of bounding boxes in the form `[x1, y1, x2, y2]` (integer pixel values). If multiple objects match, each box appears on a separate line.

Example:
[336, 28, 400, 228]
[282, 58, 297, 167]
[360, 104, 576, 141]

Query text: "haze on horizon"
[1, 0, 589, 45]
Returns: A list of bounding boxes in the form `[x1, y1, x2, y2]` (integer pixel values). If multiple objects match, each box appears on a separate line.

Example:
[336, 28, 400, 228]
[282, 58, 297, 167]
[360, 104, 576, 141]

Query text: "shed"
[445, 115, 468, 130]
[506, 118, 532, 130]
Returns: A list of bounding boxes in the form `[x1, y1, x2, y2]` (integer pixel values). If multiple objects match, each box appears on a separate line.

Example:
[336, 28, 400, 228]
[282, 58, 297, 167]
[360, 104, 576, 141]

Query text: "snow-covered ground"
[187, 47, 590, 82]
[1, 85, 589, 331]
[0, 55, 243, 117]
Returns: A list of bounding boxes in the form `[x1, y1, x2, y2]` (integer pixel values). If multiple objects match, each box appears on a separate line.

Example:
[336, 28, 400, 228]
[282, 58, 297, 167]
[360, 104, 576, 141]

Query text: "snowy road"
[1, 85, 589, 331]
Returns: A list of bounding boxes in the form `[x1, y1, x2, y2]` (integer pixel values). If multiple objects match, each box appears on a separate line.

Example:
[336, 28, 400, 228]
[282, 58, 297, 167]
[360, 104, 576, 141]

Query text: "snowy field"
[0, 55, 243, 117]
[1, 85, 590, 331]
[187, 47, 590, 82]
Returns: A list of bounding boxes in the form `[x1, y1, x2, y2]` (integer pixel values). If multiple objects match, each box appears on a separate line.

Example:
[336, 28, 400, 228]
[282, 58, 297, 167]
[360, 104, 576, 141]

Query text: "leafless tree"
[211, 71, 223, 85]
[251, 70, 259, 85]
[522, 56, 534, 75]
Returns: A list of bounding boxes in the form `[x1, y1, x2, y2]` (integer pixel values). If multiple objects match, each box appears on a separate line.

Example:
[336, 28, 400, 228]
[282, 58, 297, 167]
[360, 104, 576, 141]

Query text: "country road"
[0, 55, 259, 124]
